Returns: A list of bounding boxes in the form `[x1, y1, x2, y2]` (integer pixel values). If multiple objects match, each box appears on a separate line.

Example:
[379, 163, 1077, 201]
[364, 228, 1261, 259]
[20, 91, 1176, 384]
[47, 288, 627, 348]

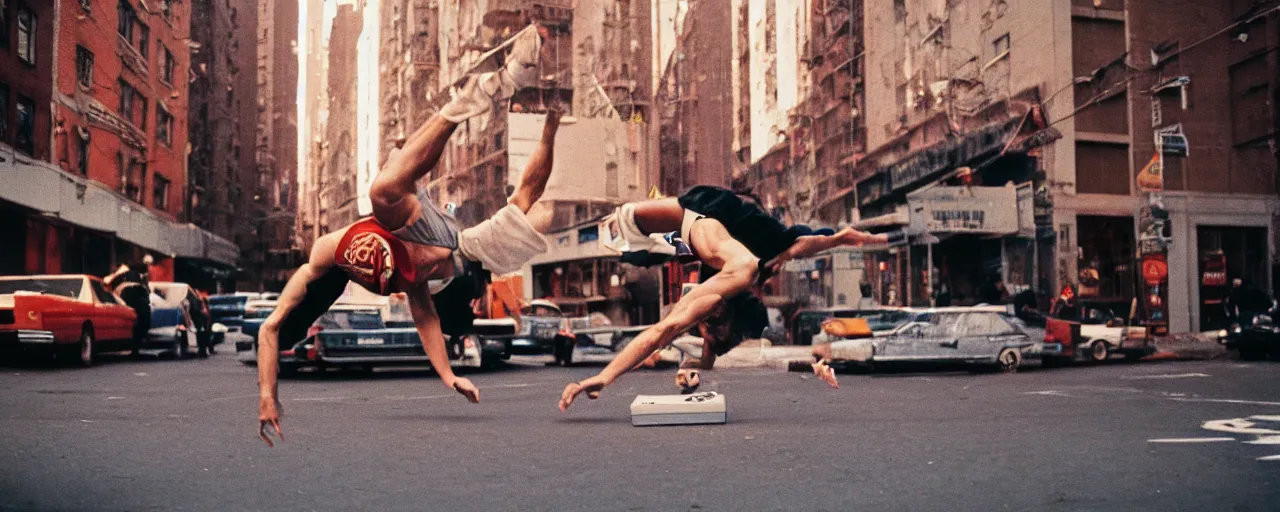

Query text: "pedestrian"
[558, 186, 891, 411]
[105, 261, 151, 357]
[256, 26, 562, 447]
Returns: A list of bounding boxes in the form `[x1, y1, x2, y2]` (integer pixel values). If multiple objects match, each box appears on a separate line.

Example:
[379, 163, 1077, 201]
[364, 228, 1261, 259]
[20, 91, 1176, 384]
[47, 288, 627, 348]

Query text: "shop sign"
[907, 185, 1019, 235]
[1137, 153, 1163, 193]
[884, 117, 1022, 192]
[832, 251, 867, 271]
[1016, 182, 1034, 238]
[783, 258, 819, 273]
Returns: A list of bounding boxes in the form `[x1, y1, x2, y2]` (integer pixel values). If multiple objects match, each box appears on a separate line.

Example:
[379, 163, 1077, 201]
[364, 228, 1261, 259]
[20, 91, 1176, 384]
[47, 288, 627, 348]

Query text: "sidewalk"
[1146, 331, 1230, 361]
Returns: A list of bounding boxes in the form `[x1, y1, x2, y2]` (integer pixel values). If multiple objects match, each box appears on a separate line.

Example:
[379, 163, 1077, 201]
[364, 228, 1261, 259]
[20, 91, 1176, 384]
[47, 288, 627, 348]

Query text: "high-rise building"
[253, 0, 302, 290]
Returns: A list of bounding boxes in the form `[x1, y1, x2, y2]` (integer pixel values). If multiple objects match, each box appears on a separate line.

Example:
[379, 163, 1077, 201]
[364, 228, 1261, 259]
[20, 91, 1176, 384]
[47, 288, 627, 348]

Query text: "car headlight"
[1231, 323, 1242, 334]
[1216, 329, 1229, 340]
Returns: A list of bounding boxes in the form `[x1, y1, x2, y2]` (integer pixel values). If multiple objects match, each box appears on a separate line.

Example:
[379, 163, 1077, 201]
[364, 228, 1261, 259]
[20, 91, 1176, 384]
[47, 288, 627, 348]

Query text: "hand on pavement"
[258, 396, 284, 447]
[559, 376, 606, 411]
[452, 377, 481, 403]
[812, 360, 839, 389]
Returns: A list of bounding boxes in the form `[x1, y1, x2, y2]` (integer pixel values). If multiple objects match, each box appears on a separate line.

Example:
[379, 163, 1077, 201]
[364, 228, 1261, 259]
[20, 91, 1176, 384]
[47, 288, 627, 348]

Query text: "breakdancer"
[559, 186, 893, 411]
[257, 27, 562, 446]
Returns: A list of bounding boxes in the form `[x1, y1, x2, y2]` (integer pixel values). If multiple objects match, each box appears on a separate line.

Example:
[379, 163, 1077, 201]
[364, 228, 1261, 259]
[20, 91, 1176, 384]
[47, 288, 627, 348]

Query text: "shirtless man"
[558, 186, 894, 411]
[257, 27, 562, 446]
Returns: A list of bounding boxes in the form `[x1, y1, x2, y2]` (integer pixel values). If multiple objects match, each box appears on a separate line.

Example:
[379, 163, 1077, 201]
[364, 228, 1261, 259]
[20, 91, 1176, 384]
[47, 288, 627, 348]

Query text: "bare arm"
[407, 286, 480, 403]
[256, 235, 344, 447]
[559, 259, 757, 411]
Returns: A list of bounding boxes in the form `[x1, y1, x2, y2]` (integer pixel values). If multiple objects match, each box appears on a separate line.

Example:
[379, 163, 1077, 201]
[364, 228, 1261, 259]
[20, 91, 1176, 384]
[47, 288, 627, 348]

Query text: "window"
[992, 33, 1010, 56]
[138, 97, 148, 130]
[137, 22, 149, 58]
[119, 80, 136, 121]
[17, 8, 36, 65]
[0, 0, 8, 49]
[90, 280, 118, 304]
[76, 46, 95, 88]
[160, 47, 175, 84]
[16, 96, 35, 156]
[118, 0, 136, 39]
[153, 174, 170, 210]
[156, 105, 173, 146]
[77, 128, 91, 175]
[0, 83, 8, 141]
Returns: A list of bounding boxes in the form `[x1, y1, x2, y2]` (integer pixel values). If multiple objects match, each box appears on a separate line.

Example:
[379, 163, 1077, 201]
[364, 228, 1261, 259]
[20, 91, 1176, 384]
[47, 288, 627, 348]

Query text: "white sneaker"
[503, 26, 542, 90]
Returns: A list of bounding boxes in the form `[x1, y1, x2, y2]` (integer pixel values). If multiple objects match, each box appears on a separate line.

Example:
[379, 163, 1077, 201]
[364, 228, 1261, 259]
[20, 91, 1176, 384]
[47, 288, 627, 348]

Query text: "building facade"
[833, 0, 1280, 334]
[0, 0, 236, 283]
[253, 0, 302, 290]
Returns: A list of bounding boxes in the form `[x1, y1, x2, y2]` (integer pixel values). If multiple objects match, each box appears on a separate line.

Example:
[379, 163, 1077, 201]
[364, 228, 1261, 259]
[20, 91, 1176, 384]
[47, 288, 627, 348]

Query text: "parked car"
[510, 300, 579, 365]
[144, 290, 196, 359]
[234, 300, 278, 364]
[1217, 304, 1280, 361]
[146, 282, 221, 358]
[277, 303, 480, 374]
[209, 293, 257, 331]
[1042, 299, 1152, 364]
[810, 308, 920, 345]
[816, 306, 1038, 373]
[0, 275, 137, 366]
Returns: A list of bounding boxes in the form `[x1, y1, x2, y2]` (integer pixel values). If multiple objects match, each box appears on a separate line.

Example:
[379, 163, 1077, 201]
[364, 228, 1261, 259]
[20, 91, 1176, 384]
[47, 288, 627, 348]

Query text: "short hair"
[709, 292, 768, 356]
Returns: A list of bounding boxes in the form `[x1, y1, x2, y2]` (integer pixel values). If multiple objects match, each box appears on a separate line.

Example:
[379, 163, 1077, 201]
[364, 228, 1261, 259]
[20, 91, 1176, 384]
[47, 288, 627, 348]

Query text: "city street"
[1, 353, 1277, 511]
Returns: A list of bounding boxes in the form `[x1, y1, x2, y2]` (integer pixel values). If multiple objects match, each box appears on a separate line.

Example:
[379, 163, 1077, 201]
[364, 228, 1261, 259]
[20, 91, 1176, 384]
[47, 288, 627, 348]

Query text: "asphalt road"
[1, 351, 1278, 512]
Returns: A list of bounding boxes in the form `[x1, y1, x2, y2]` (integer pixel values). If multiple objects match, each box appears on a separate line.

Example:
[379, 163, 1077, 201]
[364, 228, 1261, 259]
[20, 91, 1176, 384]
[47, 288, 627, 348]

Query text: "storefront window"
[1076, 216, 1136, 303]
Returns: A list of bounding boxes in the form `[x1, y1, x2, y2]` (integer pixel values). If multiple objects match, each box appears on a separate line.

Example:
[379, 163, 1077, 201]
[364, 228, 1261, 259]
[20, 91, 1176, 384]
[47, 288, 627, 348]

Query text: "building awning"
[0, 144, 239, 266]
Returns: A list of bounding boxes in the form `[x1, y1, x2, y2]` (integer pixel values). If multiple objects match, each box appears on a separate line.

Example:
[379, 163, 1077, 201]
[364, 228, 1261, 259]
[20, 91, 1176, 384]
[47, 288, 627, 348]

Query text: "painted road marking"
[291, 397, 347, 402]
[1244, 436, 1280, 445]
[1258, 455, 1280, 461]
[1023, 390, 1072, 397]
[1202, 418, 1280, 435]
[1124, 373, 1210, 380]
[1148, 438, 1237, 443]
[1172, 398, 1280, 407]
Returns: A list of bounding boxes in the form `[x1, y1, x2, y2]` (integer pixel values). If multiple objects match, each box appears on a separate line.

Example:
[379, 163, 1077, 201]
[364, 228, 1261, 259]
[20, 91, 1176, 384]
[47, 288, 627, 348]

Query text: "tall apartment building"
[253, 0, 301, 290]
[0, 0, 235, 284]
[318, 3, 362, 236]
[187, 0, 261, 288]
[656, 0, 734, 195]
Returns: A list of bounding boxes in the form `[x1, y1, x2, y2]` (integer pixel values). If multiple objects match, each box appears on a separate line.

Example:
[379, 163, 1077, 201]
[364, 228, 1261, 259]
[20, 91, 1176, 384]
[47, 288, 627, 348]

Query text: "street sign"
[1137, 153, 1163, 193]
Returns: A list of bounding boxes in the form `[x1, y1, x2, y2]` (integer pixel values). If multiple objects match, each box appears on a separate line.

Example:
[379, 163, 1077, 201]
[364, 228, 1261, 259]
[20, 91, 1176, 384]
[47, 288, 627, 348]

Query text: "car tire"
[72, 327, 95, 368]
[446, 336, 465, 360]
[1088, 340, 1109, 362]
[996, 348, 1021, 373]
[1123, 352, 1145, 363]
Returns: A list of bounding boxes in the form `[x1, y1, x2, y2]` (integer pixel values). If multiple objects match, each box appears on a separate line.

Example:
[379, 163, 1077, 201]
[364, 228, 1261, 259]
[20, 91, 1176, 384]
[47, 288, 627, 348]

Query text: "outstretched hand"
[258, 396, 284, 447]
[812, 359, 839, 389]
[559, 377, 606, 411]
[452, 377, 481, 403]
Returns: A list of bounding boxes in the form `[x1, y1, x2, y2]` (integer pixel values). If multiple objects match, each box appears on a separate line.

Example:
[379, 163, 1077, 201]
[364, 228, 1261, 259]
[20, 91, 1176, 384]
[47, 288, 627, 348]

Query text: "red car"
[0, 275, 138, 366]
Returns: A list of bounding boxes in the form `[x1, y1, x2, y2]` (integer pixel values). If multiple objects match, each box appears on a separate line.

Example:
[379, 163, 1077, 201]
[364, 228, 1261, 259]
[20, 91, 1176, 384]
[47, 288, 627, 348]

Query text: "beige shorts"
[457, 203, 549, 275]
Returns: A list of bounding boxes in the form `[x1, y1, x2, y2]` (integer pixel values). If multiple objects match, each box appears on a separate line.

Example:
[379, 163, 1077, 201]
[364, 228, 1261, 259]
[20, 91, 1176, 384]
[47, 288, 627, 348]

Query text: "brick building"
[0, 0, 235, 282]
[253, 0, 301, 290]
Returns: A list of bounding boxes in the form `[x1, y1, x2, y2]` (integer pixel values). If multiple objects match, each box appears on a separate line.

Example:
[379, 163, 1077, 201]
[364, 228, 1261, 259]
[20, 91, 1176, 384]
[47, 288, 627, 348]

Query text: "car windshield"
[522, 305, 560, 317]
[317, 310, 385, 330]
[861, 311, 913, 331]
[209, 296, 248, 309]
[244, 307, 275, 319]
[0, 278, 82, 299]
